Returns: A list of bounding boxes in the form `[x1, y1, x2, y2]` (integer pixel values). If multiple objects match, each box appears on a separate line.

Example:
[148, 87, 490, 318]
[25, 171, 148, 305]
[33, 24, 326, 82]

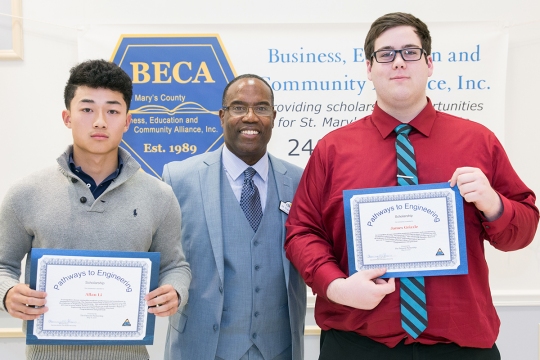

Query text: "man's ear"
[219, 109, 225, 128]
[62, 110, 72, 129]
[124, 113, 132, 133]
[426, 55, 434, 77]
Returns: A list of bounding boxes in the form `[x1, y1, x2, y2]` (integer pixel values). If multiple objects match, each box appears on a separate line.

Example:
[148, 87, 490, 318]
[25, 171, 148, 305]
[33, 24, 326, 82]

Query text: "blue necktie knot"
[243, 167, 257, 183]
[395, 123, 413, 136]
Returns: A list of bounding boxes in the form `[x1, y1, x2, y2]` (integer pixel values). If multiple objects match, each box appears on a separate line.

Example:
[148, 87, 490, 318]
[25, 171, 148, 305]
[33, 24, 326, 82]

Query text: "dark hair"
[64, 60, 133, 110]
[364, 12, 431, 62]
[221, 74, 274, 106]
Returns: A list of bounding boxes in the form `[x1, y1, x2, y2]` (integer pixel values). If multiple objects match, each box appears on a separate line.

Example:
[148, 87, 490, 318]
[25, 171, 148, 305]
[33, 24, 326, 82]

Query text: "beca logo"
[111, 35, 236, 178]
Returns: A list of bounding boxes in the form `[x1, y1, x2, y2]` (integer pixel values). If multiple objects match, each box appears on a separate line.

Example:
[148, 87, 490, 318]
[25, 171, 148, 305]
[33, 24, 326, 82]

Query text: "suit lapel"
[200, 150, 225, 284]
[269, 154, 293, 286]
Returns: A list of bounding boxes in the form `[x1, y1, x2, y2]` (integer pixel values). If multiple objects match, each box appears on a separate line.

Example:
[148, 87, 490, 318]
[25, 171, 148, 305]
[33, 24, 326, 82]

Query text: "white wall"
[1, 1, 540, 359]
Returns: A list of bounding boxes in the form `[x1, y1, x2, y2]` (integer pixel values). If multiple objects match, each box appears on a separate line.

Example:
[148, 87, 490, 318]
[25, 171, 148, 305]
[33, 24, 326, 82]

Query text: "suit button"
[213, 324, 218, 331]
[255, 287, 260, 293]
[80, 197, 87, 203]
[254, 311, 260, 317]
[219, 286, 223, 294]
[255, 265, 260, 271]
[252, 333, 257, 339]
[71, 178, 78, 183]
[254, 240, 259, 246]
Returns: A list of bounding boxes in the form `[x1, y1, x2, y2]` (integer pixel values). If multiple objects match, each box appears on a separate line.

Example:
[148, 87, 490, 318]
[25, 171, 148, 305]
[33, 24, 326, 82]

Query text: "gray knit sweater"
[0, 146, 191, 360]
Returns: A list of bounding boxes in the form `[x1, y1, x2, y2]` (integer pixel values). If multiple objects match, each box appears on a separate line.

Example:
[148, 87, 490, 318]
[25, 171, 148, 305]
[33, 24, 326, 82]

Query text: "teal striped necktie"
[395, 124, 428, 339]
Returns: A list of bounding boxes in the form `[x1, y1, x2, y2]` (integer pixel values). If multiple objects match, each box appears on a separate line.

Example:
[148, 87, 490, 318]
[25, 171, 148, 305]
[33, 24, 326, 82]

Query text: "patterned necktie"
[395, 124, 428, 339]
[240, 167, 263, 232]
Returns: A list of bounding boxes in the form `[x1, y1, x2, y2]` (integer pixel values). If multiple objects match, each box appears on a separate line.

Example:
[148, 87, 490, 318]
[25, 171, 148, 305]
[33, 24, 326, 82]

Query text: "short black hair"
[64, 60, 133, 110]
[221, 74, 274, 106]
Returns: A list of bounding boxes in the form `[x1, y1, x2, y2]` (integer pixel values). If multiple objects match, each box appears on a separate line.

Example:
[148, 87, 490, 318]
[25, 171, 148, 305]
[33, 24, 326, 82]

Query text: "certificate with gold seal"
[344, 182, 468, 278]
[27, 249, 159, 345]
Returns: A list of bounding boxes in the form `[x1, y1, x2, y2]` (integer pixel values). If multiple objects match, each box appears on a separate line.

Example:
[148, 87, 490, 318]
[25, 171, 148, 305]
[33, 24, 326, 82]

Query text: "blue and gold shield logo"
[111, 35, 236, 178]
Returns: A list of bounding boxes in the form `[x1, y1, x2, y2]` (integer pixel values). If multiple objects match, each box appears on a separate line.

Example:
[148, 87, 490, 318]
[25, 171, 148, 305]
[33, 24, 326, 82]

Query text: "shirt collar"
[222, 145, 269, 182]
[371, 97, 437, 139]
[68, 153, 124, 181]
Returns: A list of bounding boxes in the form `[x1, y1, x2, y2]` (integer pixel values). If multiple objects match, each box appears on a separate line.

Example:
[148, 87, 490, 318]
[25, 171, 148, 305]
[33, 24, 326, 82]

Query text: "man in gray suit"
[162, 74, 306, 360]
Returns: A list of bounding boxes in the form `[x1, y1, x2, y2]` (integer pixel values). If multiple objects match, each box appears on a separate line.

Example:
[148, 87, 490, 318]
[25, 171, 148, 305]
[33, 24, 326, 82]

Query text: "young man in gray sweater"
[0, 60, 191, 360]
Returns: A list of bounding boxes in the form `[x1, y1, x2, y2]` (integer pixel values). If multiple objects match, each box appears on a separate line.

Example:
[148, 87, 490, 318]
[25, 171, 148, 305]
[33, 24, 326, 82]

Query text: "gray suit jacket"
[162, 148, 306, 360]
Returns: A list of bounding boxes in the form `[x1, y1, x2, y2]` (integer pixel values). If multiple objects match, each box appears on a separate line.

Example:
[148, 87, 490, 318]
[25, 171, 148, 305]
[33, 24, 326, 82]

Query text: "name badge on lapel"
[279, 201, 292, 215]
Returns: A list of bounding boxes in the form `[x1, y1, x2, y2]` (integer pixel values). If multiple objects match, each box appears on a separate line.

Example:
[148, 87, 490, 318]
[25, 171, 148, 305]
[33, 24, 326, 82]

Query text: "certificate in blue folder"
[344, 182, 468, 278]
[27, 249, 160, 345]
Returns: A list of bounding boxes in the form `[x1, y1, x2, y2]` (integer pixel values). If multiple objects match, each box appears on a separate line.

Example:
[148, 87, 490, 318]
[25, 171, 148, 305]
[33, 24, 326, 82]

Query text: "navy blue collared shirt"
[69, 153, 123, 199]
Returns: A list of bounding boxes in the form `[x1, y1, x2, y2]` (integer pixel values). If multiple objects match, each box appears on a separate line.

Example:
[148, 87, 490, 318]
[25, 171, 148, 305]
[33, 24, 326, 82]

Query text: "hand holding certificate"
[27, 249, 160, 345]
[344, 182, 468, 278]
[4, 283, 47, 320]
[145, 284, 179, 317]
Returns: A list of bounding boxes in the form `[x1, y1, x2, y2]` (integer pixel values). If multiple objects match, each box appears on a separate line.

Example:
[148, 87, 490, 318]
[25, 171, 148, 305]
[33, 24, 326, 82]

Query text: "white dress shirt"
[221, 146, 268, 212]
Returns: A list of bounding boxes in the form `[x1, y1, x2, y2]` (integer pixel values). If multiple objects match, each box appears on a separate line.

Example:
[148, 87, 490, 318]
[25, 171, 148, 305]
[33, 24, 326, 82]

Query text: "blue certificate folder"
[27, 249, 160, 345]
[343, 182, 468, 279]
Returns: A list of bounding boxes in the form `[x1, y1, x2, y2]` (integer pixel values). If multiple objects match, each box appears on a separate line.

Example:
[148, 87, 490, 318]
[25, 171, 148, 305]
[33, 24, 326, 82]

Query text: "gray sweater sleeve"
[0, 187, 32, 312]
[150, 188, 191, 309]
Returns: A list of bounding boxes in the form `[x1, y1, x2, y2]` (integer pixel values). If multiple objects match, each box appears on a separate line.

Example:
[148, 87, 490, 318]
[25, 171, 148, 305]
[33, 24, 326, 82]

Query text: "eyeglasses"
[222, 105, 274, 117]
[371, 48, 427, 63]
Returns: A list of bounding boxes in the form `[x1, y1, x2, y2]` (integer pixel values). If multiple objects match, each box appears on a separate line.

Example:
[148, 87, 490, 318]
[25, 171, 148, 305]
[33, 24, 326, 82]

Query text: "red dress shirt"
[285, 99, 538, 348]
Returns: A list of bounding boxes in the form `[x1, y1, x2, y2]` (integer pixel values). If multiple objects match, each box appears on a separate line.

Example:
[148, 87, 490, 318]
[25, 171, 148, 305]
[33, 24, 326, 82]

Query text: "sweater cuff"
[176, 286, 189, 310]
[0, 279, 19, 312]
